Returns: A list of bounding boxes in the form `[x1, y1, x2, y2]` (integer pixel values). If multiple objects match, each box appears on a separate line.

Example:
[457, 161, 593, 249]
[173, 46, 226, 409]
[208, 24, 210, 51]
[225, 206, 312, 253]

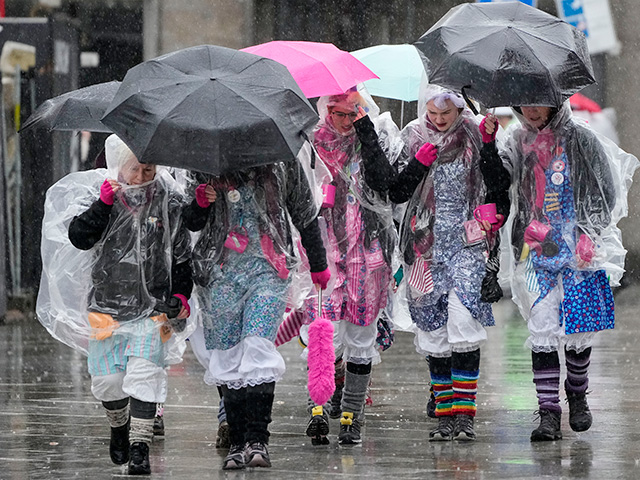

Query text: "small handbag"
[321, 184, 335, 208]
[224, 227, 249, 253]
[463, 219, 485, 246]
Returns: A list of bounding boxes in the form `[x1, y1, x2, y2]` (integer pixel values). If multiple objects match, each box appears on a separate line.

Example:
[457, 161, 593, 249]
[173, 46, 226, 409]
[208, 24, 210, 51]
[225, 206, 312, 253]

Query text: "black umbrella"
[101, 45, 319, 175]
[20, 81, 120, 133]
[414, 1, 595, 108]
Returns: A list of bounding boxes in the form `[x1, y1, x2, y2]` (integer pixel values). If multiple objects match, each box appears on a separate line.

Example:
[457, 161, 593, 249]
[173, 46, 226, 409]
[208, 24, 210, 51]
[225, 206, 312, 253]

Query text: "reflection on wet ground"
[1, 287, 640, 479]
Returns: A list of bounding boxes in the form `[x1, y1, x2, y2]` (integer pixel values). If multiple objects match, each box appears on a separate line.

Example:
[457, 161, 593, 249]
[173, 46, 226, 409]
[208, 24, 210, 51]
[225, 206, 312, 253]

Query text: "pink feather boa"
[307, 317, 336, 405]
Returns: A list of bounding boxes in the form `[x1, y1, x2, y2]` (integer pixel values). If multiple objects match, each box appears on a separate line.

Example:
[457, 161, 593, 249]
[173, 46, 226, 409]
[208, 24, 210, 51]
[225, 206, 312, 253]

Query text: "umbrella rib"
[115, 61, 207, 106]
[147, 81, 300, 166]
[512, 29, 581, 60]
[118, 77, 205, 102]
[113, 79, 211, 163]
[436, 24, 579, 62]
[216, 79, 303, 152]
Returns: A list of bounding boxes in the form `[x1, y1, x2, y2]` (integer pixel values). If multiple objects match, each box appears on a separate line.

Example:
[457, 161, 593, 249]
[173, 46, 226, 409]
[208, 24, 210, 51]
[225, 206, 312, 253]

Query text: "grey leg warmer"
[341, 362, 372, 416]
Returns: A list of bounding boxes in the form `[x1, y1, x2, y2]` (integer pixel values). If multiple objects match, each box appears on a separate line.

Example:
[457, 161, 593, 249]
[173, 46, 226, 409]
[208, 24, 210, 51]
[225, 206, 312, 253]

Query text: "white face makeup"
[426, 99, 460, 132]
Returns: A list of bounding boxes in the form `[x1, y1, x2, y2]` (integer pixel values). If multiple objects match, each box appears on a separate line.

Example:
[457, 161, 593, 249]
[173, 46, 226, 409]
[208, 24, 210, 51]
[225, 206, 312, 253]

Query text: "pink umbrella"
[241, 41, 378, 98]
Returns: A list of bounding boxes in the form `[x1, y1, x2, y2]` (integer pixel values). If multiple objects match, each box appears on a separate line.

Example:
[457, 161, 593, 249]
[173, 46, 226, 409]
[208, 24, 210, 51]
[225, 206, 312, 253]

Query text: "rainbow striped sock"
[431, 373, 453, 417]
[451, 368, 479, 417]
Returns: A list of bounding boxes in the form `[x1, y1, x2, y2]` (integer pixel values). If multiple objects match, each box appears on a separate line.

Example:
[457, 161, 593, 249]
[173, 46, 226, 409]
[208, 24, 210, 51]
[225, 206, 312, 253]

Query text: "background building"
[2, 0, 639, 318]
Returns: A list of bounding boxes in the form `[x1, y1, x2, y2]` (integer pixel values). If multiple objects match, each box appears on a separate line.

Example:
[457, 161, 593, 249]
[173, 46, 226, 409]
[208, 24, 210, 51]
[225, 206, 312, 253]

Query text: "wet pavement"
[2, 287, 640, 479]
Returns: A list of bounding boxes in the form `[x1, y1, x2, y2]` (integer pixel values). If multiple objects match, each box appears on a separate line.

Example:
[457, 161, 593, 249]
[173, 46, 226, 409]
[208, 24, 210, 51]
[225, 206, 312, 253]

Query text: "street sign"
[556, 0, 588, 36]
[555, 0, 619, 55]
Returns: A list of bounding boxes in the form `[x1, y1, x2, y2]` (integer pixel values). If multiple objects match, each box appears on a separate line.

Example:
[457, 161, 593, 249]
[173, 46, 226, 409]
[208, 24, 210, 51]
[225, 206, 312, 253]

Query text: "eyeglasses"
[331, 111, 358, 120]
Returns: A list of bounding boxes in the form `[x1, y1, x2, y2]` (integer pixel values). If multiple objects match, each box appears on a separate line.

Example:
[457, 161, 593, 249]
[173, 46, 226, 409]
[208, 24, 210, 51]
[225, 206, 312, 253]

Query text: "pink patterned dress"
[303, 121, 393, 327]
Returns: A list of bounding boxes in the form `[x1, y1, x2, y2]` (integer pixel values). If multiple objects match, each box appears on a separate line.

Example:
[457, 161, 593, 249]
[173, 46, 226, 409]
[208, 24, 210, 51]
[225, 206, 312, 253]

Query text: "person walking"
[182, 159, 329, 470]
[359, 85, 509, 441]
[479, 100, 636, 441]
[61, 135, 192, 475]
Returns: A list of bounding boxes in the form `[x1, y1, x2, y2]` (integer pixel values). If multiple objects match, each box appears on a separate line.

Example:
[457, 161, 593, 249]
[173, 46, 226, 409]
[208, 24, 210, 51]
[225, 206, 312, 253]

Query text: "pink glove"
[415, 143, 437, 167]
[195, 184, 211, 208]
[479, 115, 497, 143]
[311, 267, 331, 290]
[576, 234, 595, 264]
[491, 214, 505, 232]
[100, 180, 115, 205]
[173, 294, 190, 317]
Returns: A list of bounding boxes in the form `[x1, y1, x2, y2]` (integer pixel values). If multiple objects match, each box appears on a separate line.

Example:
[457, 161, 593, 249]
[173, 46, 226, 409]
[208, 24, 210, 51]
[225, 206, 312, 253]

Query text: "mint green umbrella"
[351, 44, 425, 103]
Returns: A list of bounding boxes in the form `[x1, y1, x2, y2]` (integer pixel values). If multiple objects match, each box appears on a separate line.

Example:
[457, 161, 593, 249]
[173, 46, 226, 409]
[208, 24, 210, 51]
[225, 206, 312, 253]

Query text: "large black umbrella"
[20, 81, 119, 133]
[414, 1, 595, 108]
[101, 45, 319, 175]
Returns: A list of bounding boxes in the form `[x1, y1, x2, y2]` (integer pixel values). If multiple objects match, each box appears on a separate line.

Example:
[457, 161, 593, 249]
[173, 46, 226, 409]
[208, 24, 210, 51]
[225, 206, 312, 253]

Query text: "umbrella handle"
[303, 132, 316, 169]
[461, 86, 479, 116]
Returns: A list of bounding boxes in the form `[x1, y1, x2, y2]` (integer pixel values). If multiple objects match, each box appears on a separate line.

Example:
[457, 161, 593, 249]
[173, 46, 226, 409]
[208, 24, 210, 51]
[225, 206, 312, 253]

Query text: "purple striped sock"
[533, 367, 561, 413]
[565, 348, 591, 394]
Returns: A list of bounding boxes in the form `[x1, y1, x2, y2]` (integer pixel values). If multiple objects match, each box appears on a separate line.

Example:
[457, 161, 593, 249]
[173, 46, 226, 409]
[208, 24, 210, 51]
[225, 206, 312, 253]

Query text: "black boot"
[103, 398, 130, 465]
[128, 442, 151, 475]
[531, 409, 562, 442]
[429, 416, 454, 441]
[110, 419, 130, 465]
[306, 404, 330, 446]
[222, 444, 246, 470]
[245, 382, 275, 468]
[566, 388, 592, 432]
[221, 386, 248, 470]
[338, 411, 362, 445]
[565, 347, 593, 432]
[453, 414, 476, 441]
[127, 400, 155, 475]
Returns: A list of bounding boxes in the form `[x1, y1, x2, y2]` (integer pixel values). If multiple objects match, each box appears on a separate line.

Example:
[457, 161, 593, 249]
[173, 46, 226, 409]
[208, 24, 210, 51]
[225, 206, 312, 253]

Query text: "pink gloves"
[311, 267, 331, 290]
[479, 115, 497, 143]
[100, 180, 115, 205]
[415, 142, 437, 167]
[173, 294, 191, 317]
[195, 184, 211, 208]
[576, 234, 595, 265]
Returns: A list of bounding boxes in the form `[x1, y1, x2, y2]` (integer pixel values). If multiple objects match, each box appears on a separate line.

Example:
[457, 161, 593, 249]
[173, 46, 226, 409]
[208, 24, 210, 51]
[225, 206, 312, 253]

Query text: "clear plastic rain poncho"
[389, 84, 496, 334]
[186, 159, 321, 289]
[307, 84, 402, 328]
[182, 154, 326, 386]
[172, 140, 329, 315]
[36, 135, 193, 365]
[398, 84, 488, 266]
[499, 101, 639, 318]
